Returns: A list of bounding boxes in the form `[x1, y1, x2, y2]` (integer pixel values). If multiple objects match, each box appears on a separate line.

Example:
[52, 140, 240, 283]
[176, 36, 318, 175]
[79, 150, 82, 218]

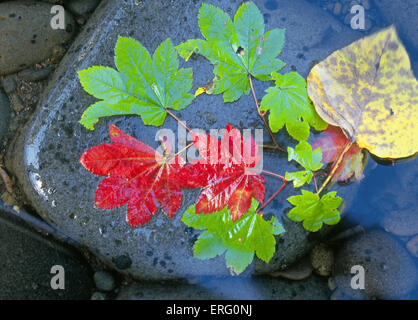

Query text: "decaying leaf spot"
[307, 26, 418, 159]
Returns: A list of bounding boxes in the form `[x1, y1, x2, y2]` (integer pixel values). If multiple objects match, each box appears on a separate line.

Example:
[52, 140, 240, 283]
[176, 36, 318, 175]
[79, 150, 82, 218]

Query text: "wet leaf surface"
[312, 125, 366, 182]
[176, 2, 285, 102]
[80, 125, 192, 226]
[186, 123, 265, 221]
[307, 26, 418, 159]
[287, 190, 342, 232]
[78, 37, 194, 129]
[182, 199, 284, 274]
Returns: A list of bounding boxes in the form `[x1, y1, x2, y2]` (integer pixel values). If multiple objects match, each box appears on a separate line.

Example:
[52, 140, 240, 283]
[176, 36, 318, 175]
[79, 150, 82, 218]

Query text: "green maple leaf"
[287, 190, 342, 232]
[259, 72, 327, 141]
[176, 2, 286, 102]
[78, 37, 194, 129]
[181, 199, 285, 274]
[285, 141, 323, 187]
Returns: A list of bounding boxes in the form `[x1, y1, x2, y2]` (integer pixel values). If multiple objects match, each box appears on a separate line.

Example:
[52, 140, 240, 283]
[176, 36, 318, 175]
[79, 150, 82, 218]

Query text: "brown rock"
[310, 243, 334, 277]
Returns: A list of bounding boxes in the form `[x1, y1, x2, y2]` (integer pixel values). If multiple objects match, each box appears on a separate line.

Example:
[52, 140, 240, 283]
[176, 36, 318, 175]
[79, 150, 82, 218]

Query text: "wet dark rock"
[1, 76, 17, 94]
[334, 230, 418, 299]
[375, 0, 418, 51]
[8, 0, 362, 280]
[116, 275, 330, 300]
[0, 1, 76, 75]
[112, 254, 132, 270]
[269, 256, 312, 280]
[18, 67, 55, 83]
[93, 270, 116, 292]
[67, 0, 101, 16]
[0, 89, 11, 140]
[380, 210, 418, 237]
[0, 204, 93, 299]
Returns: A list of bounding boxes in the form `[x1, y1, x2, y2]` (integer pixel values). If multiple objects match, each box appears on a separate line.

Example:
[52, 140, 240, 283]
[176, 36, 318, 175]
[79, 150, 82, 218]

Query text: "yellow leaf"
[195, 82, 215, 97]
[307, 26, 418, 159]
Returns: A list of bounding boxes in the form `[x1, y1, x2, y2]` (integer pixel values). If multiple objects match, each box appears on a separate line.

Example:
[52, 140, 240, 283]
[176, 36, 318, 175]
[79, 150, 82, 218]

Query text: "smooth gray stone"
[0, 1, 76, 75]
[8, 0, 362, 280]
[0, 204, 93, 299]
[93, 270, 116, 292]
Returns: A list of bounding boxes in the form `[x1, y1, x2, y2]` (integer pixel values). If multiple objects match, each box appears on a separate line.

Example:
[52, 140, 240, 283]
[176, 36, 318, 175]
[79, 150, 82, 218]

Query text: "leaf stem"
[248, 74, 286, 153]
[171, 142, 194, 159]
[313, 173, 319, 193]
[317, 142, 353, 195]
[256, 180, 288, 213]
[261, 169, 286, 181]
[166, 109, 192, 133]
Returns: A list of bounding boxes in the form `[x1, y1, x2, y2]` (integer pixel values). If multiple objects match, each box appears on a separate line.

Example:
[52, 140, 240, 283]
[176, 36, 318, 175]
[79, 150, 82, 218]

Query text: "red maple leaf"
[80, 125, 191, 227]
[186, 123, 265, 221]
[312, 125, 366, 182]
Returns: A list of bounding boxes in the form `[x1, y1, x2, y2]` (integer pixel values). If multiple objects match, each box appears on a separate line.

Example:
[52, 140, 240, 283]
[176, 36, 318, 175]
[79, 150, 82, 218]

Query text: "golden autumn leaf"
[307, 26, 418, 159]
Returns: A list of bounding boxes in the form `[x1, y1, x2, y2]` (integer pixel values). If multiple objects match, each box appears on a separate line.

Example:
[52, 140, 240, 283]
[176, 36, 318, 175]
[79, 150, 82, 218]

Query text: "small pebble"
[310, 243, 334, 277]
[93, 271, 116, 292]
[9, 93, 24, 112]
[406, 235, 418, 258]
[1, 76, 17, 94]
[18, 66, 54, 82]
[91, 291, 106, 300]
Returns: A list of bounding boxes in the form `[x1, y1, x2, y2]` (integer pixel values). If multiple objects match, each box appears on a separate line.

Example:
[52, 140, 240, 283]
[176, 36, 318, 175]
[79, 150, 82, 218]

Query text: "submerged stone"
[8, 0, 362, 280]
[334, 229, 418, 299]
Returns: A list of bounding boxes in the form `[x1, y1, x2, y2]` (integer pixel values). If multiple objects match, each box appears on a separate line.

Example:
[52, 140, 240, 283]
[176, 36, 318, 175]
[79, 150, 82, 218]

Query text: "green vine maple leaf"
[182, 199, 285, 274]
[287, 190, 342, 232]
[285, 141, 323, 187]
[78, 37, 194, 129]
[176, 2, 286, 102]
[260, 72, 327, 141]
